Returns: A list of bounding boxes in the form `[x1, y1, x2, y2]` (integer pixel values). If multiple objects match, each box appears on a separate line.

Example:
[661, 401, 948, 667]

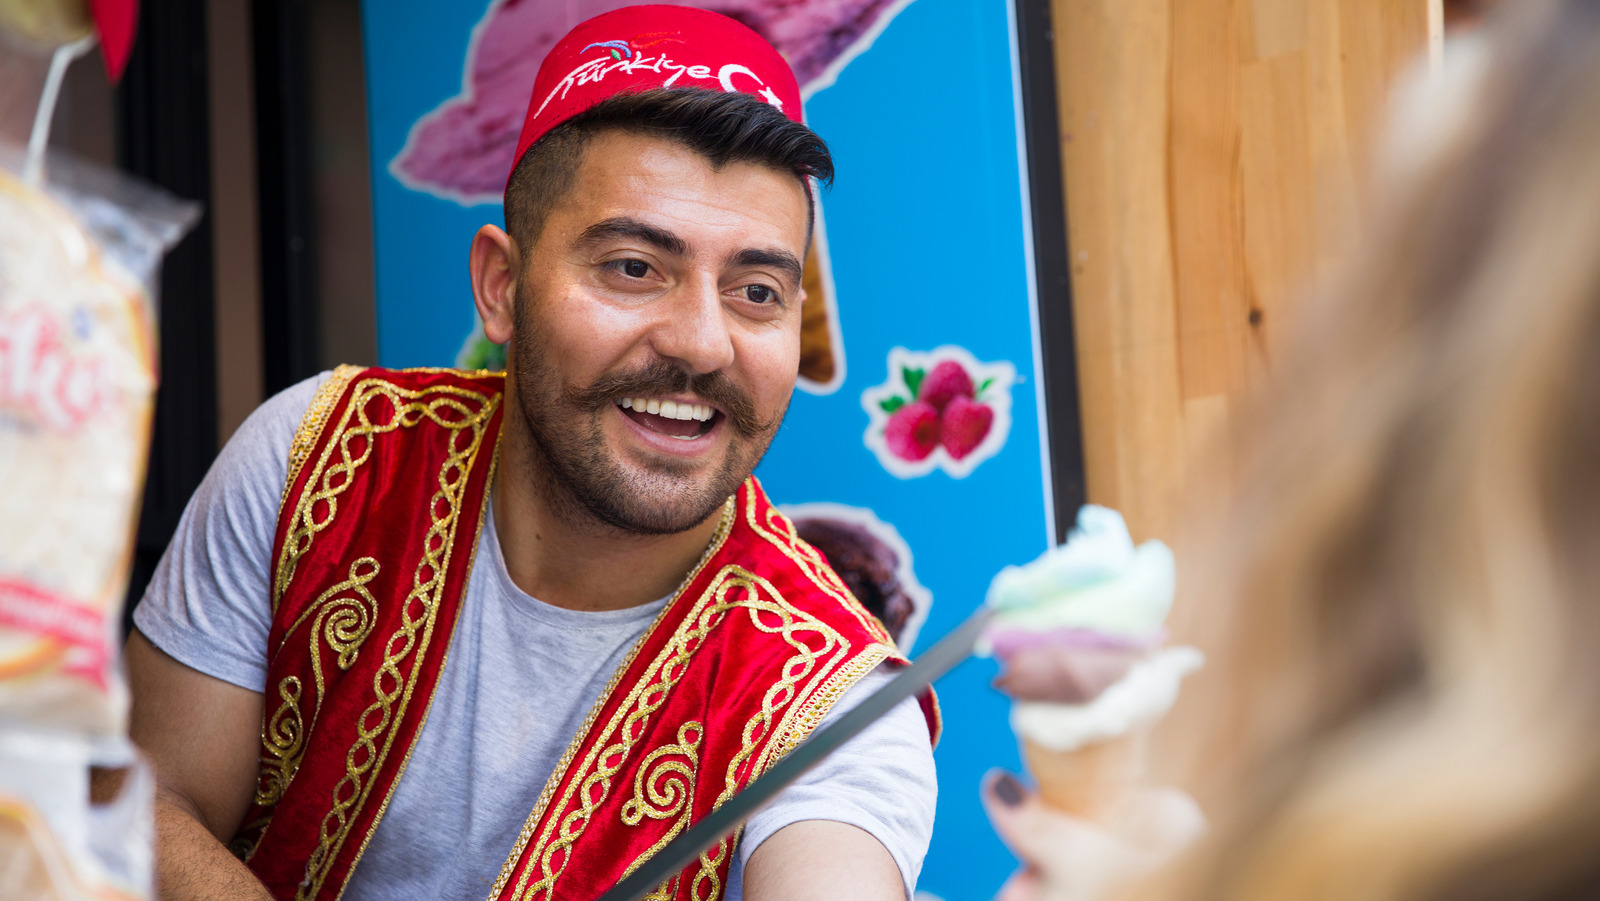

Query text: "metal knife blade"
[595, 605, 996, 901]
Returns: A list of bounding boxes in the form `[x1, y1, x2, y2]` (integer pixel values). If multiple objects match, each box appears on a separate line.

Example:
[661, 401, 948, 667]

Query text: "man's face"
[508, 131, 809, 535]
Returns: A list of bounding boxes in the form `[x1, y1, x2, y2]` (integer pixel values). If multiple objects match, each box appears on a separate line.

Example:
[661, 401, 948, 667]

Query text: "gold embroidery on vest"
[491, 500, 735, 901]
[620, 722, 708, 901]
[521, 595, 737, 899]
[252, 375, 498, 901]
[689, 840, 733, 901]
[736, 481, 898, 763]
[311, 558, 381, 673]
[688, 482, 897, 899]
[340, 439, 500, 888]
[256, 557, 381, 809]
[620, 718, 709, 898]
[621, 721, 702, 828]
[296, 383, 499, 901]
[492, 480, 902, 901]
[516, 566, 846, 901]
[778, 649, 891, 760]
[273, 380, 380, 615]
[272, 373, 501, 614]
[257, 677, 304, 808]
[745, 487, 894, 646]
[281, 364, 363, 512]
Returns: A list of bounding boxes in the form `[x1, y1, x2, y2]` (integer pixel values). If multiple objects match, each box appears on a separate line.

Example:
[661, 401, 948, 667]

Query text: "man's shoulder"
[216, 371, 335, 489]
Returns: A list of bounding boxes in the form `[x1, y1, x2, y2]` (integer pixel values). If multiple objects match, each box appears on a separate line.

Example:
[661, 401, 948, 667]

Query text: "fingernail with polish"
[993, 771, 1027, 807]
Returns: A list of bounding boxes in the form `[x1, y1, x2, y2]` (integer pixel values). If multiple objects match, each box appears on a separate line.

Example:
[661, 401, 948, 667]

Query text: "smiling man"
[119, 6, 937, 901]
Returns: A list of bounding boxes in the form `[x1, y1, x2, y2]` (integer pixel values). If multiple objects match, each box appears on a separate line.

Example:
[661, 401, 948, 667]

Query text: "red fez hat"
[508, 4, 803, 191]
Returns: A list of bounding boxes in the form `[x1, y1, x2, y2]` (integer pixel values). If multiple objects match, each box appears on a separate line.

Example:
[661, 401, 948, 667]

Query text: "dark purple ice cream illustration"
[391, 0, 918, 204]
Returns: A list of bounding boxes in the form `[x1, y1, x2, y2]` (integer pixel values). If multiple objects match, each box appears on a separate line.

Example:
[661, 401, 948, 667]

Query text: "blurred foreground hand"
[981, 770, 1203, 901]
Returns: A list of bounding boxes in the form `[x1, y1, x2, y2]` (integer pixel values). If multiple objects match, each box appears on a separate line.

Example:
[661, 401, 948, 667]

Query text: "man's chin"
[572, 456, 742, 536]
[536, 419, 772, 535]
[587, 485, 734, 536]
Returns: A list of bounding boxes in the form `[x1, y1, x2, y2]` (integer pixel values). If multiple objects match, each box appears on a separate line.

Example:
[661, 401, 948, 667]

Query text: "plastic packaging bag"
[0, 138, 195, 738]
[0, 29, 194, 900]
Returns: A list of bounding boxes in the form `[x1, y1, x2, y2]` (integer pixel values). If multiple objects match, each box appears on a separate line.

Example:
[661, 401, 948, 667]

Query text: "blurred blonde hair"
[1151, 1, 1600, 899]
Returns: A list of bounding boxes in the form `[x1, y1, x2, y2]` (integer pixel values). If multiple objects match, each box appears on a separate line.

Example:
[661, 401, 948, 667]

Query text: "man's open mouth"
[615, 397, 719, 440]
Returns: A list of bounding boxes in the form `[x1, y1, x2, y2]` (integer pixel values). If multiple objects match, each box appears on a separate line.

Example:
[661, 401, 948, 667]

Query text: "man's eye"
[606, 258, 652, 279]
[743, 284, 779, 304]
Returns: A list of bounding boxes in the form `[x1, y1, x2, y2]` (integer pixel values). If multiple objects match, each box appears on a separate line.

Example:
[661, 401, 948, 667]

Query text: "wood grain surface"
[1050, 0, 1437, 541]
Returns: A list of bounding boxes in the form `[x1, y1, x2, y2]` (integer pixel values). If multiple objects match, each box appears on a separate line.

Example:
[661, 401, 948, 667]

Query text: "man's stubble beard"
[509, 283, 787, 536]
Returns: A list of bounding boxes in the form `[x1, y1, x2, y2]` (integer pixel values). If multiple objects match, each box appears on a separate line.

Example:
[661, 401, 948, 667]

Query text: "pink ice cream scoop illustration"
[392, 0, 919, 204]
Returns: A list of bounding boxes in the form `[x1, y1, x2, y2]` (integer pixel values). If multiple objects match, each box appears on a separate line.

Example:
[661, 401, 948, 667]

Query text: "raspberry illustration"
[917, 360, 974, 411]
[940, 395, 994, 460]
[884, 401, 941, 461]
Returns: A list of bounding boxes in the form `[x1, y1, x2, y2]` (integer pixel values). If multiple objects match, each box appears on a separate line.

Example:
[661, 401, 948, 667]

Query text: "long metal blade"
[595, 605, 995, 901]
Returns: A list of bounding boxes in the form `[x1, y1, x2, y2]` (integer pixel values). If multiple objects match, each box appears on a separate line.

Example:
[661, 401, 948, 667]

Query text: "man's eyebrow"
[575, 217, 687, 257]
[729, 248, 804, 286]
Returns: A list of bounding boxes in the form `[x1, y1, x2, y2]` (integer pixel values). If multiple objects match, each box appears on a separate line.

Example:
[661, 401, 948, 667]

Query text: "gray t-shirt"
[134, 374, 937, 901]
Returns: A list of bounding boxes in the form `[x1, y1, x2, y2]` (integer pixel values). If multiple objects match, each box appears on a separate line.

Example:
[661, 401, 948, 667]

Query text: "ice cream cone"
[798, 234, 837, 387]
[1022, 729, 1148, 819]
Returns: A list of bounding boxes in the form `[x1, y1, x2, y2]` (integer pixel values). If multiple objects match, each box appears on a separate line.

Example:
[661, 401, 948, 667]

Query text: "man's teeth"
[617, 398, 715, 422]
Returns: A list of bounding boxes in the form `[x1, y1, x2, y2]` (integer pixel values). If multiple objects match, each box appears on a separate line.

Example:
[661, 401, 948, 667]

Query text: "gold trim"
[256, 677, 304, 808]
[516, 566, 848, 899]
[768, 646, 892, 764]
[272, 373, 502, 614]
[620, 721, 703, 827]
[617, 717, 704, 890]
[336, 437, 502, 900]
[248, 372, 499, 899]
[733, 478, 897, 772]
[392, 366, 506, 378]
[487, 497, 736, 901]
[271, 365, 364, 616]
[742, 479, 894, 644]
[281, 365, 364, 511]
[296, 385, 501, 901]
[272, 374, 369, 615]
[487, 478, 899, 901]
[256, 556, 382, 808]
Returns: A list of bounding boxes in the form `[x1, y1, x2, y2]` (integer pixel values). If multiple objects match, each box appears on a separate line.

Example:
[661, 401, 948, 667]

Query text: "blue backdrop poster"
[360, 1, 1055, 896]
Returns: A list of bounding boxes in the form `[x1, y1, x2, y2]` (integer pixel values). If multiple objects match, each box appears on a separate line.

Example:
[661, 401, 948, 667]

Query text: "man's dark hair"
[503, 88, 833, 254]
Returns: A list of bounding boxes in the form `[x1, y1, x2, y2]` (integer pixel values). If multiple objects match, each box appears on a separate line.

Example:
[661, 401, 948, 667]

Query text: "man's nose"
[648, 277, 736, 375]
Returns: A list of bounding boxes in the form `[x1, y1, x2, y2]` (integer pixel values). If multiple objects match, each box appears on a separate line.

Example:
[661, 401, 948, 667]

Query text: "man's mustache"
[566, 360, 777, 439]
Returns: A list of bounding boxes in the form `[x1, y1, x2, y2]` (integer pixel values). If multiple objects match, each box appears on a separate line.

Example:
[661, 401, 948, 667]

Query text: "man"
[120, 7, 937, 901]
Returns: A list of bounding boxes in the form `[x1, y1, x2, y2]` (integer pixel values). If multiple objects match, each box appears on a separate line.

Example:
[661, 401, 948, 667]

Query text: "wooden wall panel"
[1050, 0, 1437, 541]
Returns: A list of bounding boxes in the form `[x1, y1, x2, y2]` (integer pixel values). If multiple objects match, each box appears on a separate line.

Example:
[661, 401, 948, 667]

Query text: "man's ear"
[469, 224, 520, 344]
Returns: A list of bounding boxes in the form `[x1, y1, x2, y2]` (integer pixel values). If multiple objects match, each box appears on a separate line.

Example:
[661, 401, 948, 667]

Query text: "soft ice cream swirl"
[982, 505, 1202, 751]
[981, 505, 1176, 652]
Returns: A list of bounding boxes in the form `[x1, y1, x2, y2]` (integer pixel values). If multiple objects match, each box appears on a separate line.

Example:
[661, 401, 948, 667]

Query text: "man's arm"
[734, 668, 937, 900]
[744, 821, 905, 901]
[119, 629, 273, 901]
[102, 375, 328, 900]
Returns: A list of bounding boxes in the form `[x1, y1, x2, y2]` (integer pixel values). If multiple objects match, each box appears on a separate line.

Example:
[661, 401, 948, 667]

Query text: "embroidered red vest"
[232, 366, 937, 901]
